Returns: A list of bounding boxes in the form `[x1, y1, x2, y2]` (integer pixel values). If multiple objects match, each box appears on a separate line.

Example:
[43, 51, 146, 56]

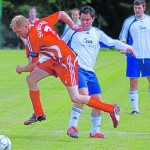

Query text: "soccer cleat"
[89, 133, 105, 139]
[24, 113, 46, 125]
[110, 104, 120, 128]
[67, 126, 79, 138]
[131, 111, 139, 115]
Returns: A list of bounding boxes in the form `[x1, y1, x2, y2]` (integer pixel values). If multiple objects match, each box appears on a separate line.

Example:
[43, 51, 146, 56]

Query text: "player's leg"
[87, 72, 104, 138]
[66, 86, 120, 128]
[57, 56, 120, 128]
[126, 55, 140, 115]
[129, 78, 139, 115]
[67, 88, 87, 138]
[67, 68, 88, 138]
[89, 94, 104, 139]
[24, 60, 52, 125]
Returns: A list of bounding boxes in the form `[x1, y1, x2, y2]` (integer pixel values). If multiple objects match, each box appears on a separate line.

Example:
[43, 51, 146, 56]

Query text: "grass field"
[0, 49, 150, 150]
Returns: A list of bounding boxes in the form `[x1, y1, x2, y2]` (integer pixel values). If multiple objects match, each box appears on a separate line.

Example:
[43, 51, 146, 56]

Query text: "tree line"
[2, 0, 150, 49]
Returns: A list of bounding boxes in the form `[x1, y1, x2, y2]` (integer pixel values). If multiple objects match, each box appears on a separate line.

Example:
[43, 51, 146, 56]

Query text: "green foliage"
[119, 2, 133, 9]
[3, 0, 148, 48]
[0, 50, 150, 149]
[17, 5, 30, 15]
[2, 0, 14, 14]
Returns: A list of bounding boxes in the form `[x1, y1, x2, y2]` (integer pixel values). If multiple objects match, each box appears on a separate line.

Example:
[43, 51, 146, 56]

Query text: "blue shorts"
[78, 67, 102, 95]
[126, 54, 150, 78]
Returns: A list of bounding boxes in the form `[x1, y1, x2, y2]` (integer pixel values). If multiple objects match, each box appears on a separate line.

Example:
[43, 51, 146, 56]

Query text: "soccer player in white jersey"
[119, 0, 150, 115]
[62, 6, 135, 138]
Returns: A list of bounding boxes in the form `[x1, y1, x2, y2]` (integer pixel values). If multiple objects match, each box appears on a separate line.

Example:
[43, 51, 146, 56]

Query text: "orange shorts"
[37, 56, 78, 87]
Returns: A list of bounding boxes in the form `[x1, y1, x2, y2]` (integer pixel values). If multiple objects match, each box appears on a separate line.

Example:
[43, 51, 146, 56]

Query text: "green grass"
[0, 49, 150, 150]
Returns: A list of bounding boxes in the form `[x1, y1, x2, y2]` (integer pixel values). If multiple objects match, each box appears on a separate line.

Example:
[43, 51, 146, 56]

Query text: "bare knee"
[26, 75, 35, 86]
[130, 78, 138, 90]
[70, 95, 81, 103]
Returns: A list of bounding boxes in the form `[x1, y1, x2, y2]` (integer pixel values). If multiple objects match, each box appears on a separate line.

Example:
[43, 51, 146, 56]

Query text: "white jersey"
[62, 27, 131, 72]
[119, 14, 150, 59]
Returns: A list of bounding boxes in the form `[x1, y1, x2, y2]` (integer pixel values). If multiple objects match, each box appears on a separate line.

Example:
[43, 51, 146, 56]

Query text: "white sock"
[129, 90, 139, 112]
[90, 114, 101, 136]
[68, 106, 82, 128]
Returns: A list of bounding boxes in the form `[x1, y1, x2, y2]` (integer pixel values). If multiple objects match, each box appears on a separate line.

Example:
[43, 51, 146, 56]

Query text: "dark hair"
[134, 0, 146, 7]
[80, 6, 95, 18]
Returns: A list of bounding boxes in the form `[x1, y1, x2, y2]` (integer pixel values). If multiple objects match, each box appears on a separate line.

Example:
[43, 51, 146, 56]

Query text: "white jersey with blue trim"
[62, 27, 131, 72]
[119, 14, 150, 58]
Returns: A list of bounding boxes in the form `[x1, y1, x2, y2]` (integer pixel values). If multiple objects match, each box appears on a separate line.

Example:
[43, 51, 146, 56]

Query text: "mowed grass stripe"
[0, 49, 150, 150]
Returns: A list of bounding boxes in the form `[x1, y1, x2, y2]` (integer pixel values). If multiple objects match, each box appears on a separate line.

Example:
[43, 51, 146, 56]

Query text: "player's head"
[71, 8, 80, 24]
[29, 7, 37, 19]
[80, 6, 95, 29]
[134, 0, 146, 18]
[10, 15, 31, 38]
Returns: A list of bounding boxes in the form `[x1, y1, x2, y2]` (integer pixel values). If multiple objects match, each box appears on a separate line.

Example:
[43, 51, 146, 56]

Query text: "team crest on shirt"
[83, 37, 95, 48]
[139, 25, 146, 30]
[83, 38, 93, 44]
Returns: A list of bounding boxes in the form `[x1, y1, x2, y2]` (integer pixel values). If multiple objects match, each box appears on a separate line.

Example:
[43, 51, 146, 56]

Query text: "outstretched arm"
[58, 11, 85, 31]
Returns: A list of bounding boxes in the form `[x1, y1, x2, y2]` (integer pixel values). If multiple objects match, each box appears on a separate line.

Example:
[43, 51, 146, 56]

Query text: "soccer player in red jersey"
[10, 11, 121, 128]
[20, 7, 39, 61]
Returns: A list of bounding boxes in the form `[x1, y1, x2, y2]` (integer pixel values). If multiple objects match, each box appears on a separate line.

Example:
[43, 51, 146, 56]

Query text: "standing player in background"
[10, 11, 121, 130]
[20, 7, 39, 61]
[28, 7, 39, 25]
[62, 8, 81, 35]
[62, 6, 136, 138]
[119, 0, 150, 115]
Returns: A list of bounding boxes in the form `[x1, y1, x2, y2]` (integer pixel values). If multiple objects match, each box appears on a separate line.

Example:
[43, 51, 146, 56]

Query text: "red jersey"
[25, 18, 39, 58]
[28, 18, 39, 25]
[26, 12, 75, 63]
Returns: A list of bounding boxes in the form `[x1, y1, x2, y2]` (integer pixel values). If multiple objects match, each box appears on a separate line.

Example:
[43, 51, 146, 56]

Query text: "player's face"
[71, 10, 80, 23]
[12, 24, 29, 38]
[134, 4, 146, 18]
[80, 13, 94, 29]
[29, 9, 37, 19]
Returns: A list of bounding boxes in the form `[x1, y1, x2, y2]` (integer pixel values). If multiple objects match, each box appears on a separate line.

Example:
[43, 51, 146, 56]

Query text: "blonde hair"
[10, 15, 29, 28]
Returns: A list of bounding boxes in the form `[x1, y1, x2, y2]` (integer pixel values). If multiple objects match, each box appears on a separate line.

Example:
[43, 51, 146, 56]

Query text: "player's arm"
[16, 63, 37, 74]
[58, 11, 85, 31]
[100, 31, 136, 57]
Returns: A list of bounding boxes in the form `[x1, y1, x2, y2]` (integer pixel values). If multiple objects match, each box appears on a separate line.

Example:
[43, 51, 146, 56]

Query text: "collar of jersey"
[135, 14, 145, 20]
[83, 26, 92, 31]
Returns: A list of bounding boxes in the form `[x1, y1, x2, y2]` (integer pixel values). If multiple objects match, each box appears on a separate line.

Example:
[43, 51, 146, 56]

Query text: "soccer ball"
[0, 135, 11, 150]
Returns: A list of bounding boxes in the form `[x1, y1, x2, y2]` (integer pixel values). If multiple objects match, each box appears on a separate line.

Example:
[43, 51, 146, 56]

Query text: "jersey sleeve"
[41, 12, 59, 26]
[119, 16, 135, 42]
[27, 35, 40, 63]
[119, 21, 129, 42]
[61, 29, 75, 44]
[99, 30, 130, 50]
[25, 45, 30, 58]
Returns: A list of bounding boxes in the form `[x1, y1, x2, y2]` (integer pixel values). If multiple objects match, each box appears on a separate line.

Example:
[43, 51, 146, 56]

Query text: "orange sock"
[29, 90, 44, 116]
[87, 96, 114, 113]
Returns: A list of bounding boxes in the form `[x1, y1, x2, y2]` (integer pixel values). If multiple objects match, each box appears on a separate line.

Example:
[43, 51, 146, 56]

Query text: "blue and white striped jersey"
[119, 14, 150, 59]
[62, 27, 131, 72]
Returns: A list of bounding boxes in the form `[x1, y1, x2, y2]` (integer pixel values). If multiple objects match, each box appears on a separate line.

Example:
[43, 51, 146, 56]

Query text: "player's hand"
[120, 48, 136, 57]
[72, 23, 86, 32]
[16, 66, 23, 74]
